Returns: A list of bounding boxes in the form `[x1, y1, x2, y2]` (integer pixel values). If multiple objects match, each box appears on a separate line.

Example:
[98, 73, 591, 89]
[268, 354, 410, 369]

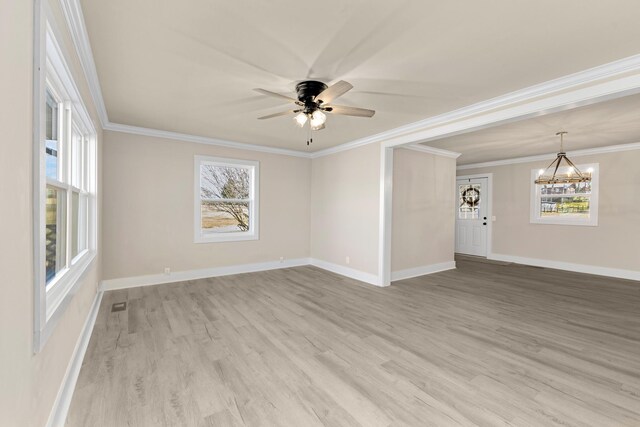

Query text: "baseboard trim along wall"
[390, 261, 457, 282]
[46, 289, 103, 427]
[100, 258, 312, 291]
[309, 258, 382, 286]
[488, 253, 640, 282]
[101, 258, 463, 292]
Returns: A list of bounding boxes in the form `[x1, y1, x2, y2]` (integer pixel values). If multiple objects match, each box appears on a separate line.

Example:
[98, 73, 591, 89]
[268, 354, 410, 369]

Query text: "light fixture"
[294, 112, 308, 127]
[309, 110, 326, 130]
[535, 131, 591, 185]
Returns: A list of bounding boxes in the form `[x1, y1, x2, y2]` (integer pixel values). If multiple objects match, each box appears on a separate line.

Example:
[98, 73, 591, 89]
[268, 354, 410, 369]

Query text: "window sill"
[36, 250, 97, 352]
[530, 218, 598, 227]
[194, 232, 259, 244]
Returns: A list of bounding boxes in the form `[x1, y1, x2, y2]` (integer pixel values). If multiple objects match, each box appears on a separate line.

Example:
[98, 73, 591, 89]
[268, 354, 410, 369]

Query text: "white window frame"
[530, 163, 599, 226]
[33, 11, 98, 352]
[194, 155, 260, 243]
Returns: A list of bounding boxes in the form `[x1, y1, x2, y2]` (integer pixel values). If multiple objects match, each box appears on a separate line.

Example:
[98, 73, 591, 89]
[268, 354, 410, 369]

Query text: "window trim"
[33, 13, 98, 352]
[530, 162, 599, 226]
[194, 155, 260, 243]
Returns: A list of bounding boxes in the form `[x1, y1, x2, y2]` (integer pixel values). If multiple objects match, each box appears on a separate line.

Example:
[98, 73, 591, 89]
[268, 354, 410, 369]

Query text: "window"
[34, 21, 97, 351]
[530, 163, 599, 226]
[194, 156, 259, 243]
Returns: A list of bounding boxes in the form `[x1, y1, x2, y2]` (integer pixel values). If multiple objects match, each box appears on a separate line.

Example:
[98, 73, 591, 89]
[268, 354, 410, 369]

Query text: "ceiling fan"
[254, 80, 375, 145]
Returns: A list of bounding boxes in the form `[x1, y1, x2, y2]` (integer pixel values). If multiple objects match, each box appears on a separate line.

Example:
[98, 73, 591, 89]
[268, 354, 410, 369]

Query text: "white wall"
[392, 149, 456, 273]
[310, 143, 381, 276]
[102, 131, 311, 280]
[0, 0, 103, 425]
[461, 149, 640, 274]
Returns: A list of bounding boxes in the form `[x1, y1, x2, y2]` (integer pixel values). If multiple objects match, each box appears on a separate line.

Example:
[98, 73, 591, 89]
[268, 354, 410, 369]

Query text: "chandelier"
[535, 132, 591, 185]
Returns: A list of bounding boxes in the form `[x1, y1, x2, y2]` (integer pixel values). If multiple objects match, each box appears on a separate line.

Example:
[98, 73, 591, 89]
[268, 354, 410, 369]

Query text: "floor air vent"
[111, 302, 127, 312]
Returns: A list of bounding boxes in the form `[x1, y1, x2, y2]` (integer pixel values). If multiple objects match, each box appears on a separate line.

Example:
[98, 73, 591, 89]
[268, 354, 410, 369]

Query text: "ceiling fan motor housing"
[296, 80, 328, 113]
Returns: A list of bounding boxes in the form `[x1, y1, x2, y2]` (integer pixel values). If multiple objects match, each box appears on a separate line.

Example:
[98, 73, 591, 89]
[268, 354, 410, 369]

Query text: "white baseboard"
[488, 253, 640, 282]
[309, 258, 382, 286]
[101, 257, 391, 293]
[100, 258, 312, 291]
[46, 289, 103, 427]
[391, 261, 457, 282]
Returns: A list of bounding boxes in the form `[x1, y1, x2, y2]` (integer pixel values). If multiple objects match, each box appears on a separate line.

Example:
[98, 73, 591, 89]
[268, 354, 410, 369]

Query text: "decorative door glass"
[459, 184, 481, 219]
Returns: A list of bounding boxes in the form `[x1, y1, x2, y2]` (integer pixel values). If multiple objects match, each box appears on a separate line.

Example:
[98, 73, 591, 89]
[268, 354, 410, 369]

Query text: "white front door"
[455, 177, 488, 256]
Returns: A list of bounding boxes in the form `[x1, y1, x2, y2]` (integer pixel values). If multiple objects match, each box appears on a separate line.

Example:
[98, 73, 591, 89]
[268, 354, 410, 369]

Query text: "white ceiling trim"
[403, 145, 461, 159]
[58, 0, 108, 127]
[313, 54, 640, 157]
[104, 123, 312, 158]
[60, 0, 640, 161]
[456, 141, 640, 170]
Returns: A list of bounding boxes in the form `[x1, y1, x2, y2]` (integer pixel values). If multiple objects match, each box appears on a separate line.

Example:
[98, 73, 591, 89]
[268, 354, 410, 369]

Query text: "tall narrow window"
[194, 156, 259, 243]
[34, 22, 98, 351]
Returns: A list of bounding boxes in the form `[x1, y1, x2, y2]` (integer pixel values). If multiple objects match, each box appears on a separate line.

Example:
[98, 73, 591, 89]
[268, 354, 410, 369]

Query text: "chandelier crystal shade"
[534, 132, 591, 185]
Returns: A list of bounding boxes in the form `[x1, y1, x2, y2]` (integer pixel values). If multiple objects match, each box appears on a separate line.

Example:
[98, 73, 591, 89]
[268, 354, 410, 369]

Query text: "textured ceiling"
[80, 0, 640, 152]
[426, 92, 640, 164]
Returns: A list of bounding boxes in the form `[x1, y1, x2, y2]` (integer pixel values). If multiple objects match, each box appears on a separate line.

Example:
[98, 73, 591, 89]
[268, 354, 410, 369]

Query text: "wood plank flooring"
[66, 257, 640, 426]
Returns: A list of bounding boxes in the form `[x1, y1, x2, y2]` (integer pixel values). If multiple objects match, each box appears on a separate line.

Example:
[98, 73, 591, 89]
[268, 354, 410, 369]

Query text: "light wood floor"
[67, 257, 640, 426]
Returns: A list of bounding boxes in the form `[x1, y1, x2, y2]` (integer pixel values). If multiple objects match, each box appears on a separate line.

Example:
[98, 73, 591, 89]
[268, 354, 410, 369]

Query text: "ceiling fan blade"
[254, 88, 300, 104]
[257, 110, 299, 120]
[326, 105, 375, 117]
[315, 80, 353, 104]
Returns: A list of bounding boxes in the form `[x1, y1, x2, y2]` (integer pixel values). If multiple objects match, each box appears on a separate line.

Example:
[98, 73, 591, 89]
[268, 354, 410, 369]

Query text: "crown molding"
[403, 144, 461, 158]
[312, 54, 640, 157]
[398, 54, 640, 137]
[58, 0, 640, 160]
[456, 141, 640, 170]
[104, 122, 313, 158]
[309, 131, 387, 158]
[381, 72, 640, 150]
[58, 0, 109, 127]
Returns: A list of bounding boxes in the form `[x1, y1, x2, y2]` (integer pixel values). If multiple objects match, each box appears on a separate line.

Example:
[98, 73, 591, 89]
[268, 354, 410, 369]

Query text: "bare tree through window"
[201, 165, 251, 231]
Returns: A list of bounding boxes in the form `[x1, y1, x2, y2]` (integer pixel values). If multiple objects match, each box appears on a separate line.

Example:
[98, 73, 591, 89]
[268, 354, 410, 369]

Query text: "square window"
[530, 163, 599, 226]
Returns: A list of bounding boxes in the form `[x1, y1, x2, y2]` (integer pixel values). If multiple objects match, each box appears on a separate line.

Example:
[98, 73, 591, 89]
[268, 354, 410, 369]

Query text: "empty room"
[3, 0, 640, 426]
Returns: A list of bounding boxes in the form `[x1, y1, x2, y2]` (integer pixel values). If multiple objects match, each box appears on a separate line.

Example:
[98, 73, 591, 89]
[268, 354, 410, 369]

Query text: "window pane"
[71, 192, 89, 259]
[458, 184, 480, 219]
[45, 91, 59, 180]
[540, 181, 591, 195]
[46, 187, 67, 284]
[201, 201, 249, 232]
[79, 195, 88, 253]
[540, 196, 590, 218]
[200, 165, 250, 200]
[71, 128, 83, 189]
[71, 192, 79, 258]
[82, 138, 89, 191]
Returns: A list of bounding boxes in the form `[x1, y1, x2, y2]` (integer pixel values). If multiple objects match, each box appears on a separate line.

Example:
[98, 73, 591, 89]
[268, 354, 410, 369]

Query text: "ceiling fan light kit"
[255, 80, 375, 145]
[535, 131, 592, 185]
[309, 110, 326, 130]
[294, 112, 308, 127]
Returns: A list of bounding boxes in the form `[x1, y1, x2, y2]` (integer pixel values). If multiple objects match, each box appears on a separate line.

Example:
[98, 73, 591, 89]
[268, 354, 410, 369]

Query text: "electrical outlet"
[164, 267, 171, 275]
[345, 256, 350, 265]
[279, 257, 284, 263]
